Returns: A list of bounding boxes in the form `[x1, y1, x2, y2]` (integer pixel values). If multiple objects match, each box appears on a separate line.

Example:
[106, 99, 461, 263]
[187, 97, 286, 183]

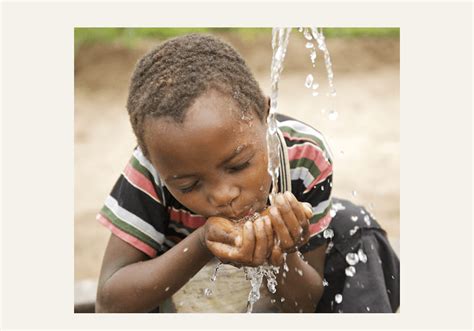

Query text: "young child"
[95, 33, 400, 313]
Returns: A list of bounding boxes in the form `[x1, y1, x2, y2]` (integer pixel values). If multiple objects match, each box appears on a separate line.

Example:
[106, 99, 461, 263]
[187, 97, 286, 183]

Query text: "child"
[95, 33, 399, 313]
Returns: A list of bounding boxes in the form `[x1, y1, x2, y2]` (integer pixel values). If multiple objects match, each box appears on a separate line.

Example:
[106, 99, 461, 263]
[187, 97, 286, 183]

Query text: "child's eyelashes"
[179, 182, 199, 193]
[228, 161, 250, 173]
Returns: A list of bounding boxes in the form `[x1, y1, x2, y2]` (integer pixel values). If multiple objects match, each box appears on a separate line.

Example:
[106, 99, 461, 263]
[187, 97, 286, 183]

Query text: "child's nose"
[208, 183, 240, 208]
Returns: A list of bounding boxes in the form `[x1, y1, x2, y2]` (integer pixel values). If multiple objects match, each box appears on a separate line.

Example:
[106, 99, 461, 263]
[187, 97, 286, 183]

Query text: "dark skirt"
[300, 198, 400, 313]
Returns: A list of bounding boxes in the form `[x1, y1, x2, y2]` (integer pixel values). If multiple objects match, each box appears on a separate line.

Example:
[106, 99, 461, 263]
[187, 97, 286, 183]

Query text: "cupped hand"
[203, 215, 274, 267]
[265, 191, 313, 265]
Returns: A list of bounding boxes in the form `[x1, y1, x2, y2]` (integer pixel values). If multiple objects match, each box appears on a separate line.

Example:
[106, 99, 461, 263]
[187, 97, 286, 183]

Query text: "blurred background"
[74, 28, 399, 312]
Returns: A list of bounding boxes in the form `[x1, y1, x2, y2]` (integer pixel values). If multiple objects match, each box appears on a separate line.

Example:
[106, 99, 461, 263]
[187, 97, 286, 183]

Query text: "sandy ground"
[74, 32, 399, 311]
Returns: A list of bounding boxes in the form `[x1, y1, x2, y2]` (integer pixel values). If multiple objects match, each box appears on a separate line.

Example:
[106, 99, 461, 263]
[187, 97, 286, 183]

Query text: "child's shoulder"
[276, 113, 332, 157]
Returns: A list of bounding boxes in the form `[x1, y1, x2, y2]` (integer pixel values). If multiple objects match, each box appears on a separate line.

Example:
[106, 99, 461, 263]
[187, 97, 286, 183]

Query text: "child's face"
[144, 89, 272, 220]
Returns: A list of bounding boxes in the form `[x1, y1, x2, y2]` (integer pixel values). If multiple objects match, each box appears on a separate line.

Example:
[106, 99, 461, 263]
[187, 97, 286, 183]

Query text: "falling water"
[266, 27, 291, 202]
[245, 27, 338, 313]
[242, 27, 292, 314]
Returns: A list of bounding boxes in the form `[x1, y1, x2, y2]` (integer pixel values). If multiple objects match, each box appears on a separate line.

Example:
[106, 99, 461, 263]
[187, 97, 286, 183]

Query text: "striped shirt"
[97, 114, 334, 258]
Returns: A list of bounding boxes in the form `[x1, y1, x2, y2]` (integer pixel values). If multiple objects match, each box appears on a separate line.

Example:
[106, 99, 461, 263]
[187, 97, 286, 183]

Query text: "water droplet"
[345, 252, 359, 265]
[391, 275, 395, 280]
[282, 271, 287, 278]
[325, 241, 334, 254]
[358, 249, 368, 263]
[294, 268, 303, 276]
[310, 50, 317, 63]
[360, 209, 366, 215]
[259, 185, 263, 191]
[352, 190, 357, 197]
[328, 89, 337, 97]
[298, 27, 303, 32]
[364, 215, 371, 226]
[345, 266, 356, 277]
[305, 42, 314, 49]
[183, 247, 189, 253]
[298, 308, 304, 313]
[164, 286, 170, 292]
[283, 263, 289, 272]
[322, 278, 329, 286]
[349, 226, 359, 236]
[351, 215, 358, 222]
[303, 29, 312, 40]
[312, 83, 319, 90]
[280, 297, 286, 302]
[204, 288, 212, 297]
[305, 74, 314, 88]
[323, 228, 334, 239]
[210, 262, 222, 282]
[328, 110, 338, 121]
[366, 306, 371, 312]
[312, 91, 319, 97]
[370, 243, 375, 250]
[271, 298, 276, 304]
[335, 293, 343, 304]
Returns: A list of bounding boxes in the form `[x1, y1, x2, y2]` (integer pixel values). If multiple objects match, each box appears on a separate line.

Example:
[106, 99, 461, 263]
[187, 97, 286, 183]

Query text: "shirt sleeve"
[96, 148, 170, 258]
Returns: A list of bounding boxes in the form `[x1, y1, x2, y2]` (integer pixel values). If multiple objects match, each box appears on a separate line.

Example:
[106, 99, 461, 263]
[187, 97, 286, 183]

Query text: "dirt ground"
[74, 32, 400, 297]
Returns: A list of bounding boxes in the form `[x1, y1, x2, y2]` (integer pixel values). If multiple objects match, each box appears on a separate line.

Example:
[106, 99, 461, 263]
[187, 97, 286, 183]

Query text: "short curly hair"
[126, 33, 267, 158]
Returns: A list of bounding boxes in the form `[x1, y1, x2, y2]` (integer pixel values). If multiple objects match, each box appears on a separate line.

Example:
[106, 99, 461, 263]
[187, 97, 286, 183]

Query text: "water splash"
[345, 266, 356, 277]
[210, 262, 222, 282]
[244, 264, 280, 313]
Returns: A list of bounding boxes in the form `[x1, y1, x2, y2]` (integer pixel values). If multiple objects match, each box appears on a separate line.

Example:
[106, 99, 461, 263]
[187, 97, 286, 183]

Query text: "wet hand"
[204, 216, 273, 267]
[265, 192, 313, 264]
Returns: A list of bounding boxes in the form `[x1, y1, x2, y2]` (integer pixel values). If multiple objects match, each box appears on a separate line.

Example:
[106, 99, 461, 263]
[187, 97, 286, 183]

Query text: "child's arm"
[95, 226, 212, 313]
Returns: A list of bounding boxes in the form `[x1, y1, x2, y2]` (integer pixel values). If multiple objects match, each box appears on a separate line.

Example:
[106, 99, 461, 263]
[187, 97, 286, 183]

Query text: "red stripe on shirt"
[287, 143, 331, 174]
[282, 132, 321, 148]
[169, 207, 207, 229]
[96, 213, 158, 258]
[309, 212, 332, 236]
[123, 163, 160, 202]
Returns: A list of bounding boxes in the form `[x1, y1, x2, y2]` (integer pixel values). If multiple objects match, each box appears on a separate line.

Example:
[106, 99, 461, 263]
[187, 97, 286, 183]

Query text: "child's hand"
[265, 192, 313, 264]
[204, 215, 273, 267]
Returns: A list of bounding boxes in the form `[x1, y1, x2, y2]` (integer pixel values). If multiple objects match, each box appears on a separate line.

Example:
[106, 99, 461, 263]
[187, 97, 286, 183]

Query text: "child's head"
[127, 33, 267, 158]
[127, 33, 272, 219]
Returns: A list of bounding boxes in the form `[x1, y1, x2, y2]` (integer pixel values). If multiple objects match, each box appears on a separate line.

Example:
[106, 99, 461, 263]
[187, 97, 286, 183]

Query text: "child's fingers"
[270, 244, 284, 266]
[268, 205, 294, 250]
[276, 193, 302, 243]
[239, 221, 256, 264]
[301, 202, 313, 219]
[206, 240, 240, 261]
[263, 216, 274, 256]
[284, 191, 306, 225]
[206, 218, 240, 246]
[252, 218, 267, 266]
[284, 191, 312, 242]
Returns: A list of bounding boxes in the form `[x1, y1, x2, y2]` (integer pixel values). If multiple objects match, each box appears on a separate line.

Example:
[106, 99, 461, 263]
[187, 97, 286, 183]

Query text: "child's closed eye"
[179, 181, 199, 193]
[228, 160, 250, 173]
